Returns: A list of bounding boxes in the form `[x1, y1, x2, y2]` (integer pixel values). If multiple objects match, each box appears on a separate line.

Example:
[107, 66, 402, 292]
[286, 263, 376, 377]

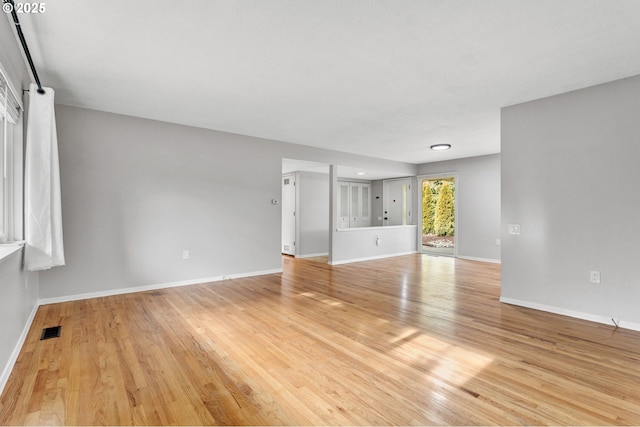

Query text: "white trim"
[499, 297, 640, 332]
[380, 176, 415, 182]
[296, 252, 329, 259]
[38, 268, 283, 306]
[329, 251, 417, 265]
[457, 255, 501, 264]
[336, 224, 417, 232]
[0, 240, 24, 263]
[417, 172, 458, 181]
[336, 177, 371, 184]
[1, 107, 6, 242]
[0, 302, 38, 396]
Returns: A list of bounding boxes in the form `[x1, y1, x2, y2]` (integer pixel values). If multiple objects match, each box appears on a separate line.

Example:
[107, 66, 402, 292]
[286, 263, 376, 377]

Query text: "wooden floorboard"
[1, 254, 640, 425]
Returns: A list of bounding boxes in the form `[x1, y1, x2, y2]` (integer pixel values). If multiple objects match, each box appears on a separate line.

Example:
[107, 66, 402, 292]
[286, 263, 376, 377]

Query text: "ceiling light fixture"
[355, 172, 366, 176]
[430, 144, 451, 151]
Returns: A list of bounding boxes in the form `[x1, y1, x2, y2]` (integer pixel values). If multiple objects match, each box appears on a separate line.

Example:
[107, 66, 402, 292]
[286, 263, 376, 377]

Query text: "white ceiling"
[14, 0, 640, 164]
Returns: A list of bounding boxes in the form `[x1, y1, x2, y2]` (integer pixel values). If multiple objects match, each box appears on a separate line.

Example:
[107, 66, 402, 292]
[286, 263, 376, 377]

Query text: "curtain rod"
[3, 0, 45, 94]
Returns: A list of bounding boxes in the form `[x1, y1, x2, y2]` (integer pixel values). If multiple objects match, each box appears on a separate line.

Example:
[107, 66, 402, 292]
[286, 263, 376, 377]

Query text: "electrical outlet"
[590, 270, 601, 284]
[495, 239, 501, 246]
[182, 250, 189, 260]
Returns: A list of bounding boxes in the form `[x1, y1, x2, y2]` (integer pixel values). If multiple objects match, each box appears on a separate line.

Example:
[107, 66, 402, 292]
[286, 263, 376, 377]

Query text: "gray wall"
[39, 105, 415, 299]
[417, 154, 501, 262]
[332, 225, 418, 264]
[0, 19, 40, 391]
[296, 171, 329, 257]
[501, 74, 640, 326]
[0, 252, 39, 385]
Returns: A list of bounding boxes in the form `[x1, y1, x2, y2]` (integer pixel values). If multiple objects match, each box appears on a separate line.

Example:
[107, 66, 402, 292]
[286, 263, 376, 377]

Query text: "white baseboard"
[38, 268, 283, 306]
[329, 251, 418, 265]
[457, 255, 501, 264]
[0, 303, 39, 396]
[296, 252, 329, 259]
[499, 297, 640, 332]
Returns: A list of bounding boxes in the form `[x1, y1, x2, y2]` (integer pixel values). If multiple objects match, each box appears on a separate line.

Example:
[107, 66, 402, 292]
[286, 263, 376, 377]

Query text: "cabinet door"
[361, 184, 370, 223]
[337, 182, 372, 228]
[349, 183, 371, 227]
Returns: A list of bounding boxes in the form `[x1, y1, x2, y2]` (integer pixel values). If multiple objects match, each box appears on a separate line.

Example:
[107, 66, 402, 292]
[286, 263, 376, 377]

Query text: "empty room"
[1, 1, 640, 425]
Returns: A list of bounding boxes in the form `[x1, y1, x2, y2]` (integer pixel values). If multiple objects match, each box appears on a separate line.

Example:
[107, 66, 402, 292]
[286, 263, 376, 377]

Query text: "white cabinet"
[338, 182, 371, 228]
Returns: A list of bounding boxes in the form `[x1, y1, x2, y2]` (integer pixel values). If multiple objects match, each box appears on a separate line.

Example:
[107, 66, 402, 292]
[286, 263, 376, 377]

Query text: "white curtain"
[25, 83, 65, 271]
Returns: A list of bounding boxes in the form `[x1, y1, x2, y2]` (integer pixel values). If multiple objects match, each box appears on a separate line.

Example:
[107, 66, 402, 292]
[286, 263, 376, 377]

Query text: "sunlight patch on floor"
[389, 330, 495, 388]
[299, 291, 344, 307]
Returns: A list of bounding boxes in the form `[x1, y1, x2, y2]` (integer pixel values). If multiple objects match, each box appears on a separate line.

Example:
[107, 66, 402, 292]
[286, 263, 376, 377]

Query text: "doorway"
[421, 176, 456, 257]
[383, 178, 413, 226]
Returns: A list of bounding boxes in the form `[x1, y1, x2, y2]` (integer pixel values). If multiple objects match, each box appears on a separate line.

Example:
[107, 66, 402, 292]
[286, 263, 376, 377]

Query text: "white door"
[281, 174, 296, 255]
[383, 178, 412, 226]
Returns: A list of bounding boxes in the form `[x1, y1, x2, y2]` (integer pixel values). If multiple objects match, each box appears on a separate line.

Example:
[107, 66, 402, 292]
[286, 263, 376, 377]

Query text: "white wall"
[39, 105, 416, 300]
[331, 226, 418, 265]
[296, 171, 329, 257]
[501, 74, 640, 329]
[417, 154, 501, 262]
[0, 18, 40, 394]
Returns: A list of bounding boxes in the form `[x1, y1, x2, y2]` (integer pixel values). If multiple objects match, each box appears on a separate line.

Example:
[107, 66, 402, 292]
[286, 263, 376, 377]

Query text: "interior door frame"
[417, 172, 458, 258]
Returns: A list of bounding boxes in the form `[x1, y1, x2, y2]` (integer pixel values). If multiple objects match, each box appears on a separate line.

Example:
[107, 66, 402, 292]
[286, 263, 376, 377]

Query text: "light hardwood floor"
[1, 254, 639, 425]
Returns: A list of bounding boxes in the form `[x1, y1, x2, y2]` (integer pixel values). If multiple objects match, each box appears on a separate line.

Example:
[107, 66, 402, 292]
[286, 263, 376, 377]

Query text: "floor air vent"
[40, 326, 61, 340]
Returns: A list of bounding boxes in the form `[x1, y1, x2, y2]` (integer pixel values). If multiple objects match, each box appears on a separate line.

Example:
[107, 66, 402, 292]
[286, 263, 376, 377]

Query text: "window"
[1, 111, 6, 240]
[0, 67, 22, 243]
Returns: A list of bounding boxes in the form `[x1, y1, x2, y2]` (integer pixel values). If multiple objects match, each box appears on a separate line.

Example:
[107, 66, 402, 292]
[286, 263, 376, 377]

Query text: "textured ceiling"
[13, 0, 640, 164]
